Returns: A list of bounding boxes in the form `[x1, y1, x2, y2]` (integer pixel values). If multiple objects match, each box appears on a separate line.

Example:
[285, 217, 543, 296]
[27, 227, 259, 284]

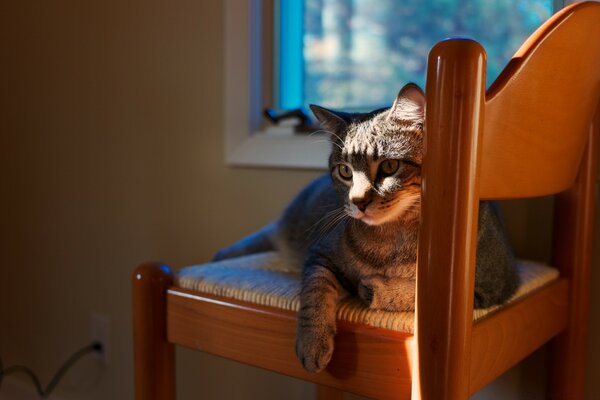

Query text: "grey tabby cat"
[214, 83, 519, 373]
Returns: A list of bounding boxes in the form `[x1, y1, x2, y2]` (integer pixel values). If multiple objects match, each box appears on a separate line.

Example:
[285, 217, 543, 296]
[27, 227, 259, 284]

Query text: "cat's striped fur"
[214, 84, 518, 373]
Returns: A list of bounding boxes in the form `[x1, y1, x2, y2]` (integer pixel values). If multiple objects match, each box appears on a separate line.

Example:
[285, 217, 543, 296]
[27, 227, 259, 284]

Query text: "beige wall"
[0, 1, 598, 399]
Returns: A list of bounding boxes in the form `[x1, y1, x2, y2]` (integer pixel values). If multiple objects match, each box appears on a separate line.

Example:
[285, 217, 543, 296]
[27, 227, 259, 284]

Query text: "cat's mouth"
[348, 206, 387, 226]
[348, 192, 420, 225]
[357, 213, 380, 226]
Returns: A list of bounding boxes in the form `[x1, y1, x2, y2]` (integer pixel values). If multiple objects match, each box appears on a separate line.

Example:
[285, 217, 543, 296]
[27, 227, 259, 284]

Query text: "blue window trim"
[278, 0, 304, 110]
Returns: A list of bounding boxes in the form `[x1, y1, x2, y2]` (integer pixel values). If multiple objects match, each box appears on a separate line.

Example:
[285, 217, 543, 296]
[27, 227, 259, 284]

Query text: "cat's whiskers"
[304, 207, 344, 235]
[310, 212, 349, 246]
[325, 212, 349, 233]
[324, 130, 345, 144]
[308, 129, 333, 137]
[311, 139, 344, 151]
[307, 128, 344, 151]
[308, 129, 345, 145]
[306, 207, 349, 245]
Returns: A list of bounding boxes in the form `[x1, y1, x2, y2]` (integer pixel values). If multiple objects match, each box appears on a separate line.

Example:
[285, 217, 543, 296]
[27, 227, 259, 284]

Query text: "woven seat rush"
[176, 252, 558, 334]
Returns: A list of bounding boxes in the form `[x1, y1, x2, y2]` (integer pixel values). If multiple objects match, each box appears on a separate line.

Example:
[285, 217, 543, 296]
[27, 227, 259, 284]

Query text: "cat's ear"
[310, 105, 349, 133]
[388, 83, 425, 123]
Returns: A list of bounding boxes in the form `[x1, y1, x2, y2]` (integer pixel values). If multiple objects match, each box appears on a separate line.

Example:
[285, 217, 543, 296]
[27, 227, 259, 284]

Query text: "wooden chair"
[132, 2, 600, 399]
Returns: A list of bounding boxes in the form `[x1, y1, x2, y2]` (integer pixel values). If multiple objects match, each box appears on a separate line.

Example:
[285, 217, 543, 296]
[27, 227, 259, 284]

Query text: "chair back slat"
[480, 2, 600, 199]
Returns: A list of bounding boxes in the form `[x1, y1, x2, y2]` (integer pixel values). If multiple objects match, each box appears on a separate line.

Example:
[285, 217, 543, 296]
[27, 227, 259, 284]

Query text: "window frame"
[224, 0, 329, 169]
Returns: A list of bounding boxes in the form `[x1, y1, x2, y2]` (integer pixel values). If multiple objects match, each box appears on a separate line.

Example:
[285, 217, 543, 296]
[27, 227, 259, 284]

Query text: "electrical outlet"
[90, 312, 111, 365]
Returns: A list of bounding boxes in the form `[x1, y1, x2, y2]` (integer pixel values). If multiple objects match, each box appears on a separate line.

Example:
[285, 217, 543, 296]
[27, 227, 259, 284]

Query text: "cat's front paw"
[295, 326, 335, 373]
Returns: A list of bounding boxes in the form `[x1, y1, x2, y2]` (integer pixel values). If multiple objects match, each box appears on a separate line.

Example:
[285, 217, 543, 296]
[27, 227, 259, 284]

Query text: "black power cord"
[0, 341, 103, 398]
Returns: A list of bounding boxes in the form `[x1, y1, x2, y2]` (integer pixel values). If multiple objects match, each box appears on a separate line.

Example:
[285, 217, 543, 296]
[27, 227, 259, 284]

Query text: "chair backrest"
[480, 1, 600, 199]
[417, 3, 600, 399]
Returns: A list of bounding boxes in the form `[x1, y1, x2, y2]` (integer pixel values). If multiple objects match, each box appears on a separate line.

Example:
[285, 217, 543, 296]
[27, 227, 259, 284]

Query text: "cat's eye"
[338, 164, 353, 179]
[380, 159, 400, 176]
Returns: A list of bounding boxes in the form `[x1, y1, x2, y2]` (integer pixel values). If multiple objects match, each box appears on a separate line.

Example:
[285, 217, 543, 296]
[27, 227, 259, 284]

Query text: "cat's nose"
[352, 197, 372, 212]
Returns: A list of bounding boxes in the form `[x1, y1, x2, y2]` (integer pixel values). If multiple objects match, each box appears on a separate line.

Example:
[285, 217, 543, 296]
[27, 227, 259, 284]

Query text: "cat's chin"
[353, 213, 390, 226]
[357, 216, 377, 226]
[353, 207, 413, 226]
[349, 210, 377, 226]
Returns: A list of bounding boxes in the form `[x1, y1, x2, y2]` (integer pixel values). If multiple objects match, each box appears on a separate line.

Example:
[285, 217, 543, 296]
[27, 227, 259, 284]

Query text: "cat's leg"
[295, 264, 343, 373]
[358, 274, 415, 311]
[212, 222, 278, 261]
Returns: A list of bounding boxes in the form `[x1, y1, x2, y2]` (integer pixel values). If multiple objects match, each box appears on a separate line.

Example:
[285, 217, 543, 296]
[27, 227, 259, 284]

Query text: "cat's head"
[310, 83, 425, 226]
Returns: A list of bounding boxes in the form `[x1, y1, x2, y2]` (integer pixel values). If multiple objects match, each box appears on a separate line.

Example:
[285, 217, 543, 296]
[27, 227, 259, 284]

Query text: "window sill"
[225, 132, 329, 169]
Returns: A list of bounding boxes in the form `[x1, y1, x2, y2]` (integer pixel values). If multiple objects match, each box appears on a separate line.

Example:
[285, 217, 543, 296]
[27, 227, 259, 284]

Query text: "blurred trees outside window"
[279, 0, 553, 110]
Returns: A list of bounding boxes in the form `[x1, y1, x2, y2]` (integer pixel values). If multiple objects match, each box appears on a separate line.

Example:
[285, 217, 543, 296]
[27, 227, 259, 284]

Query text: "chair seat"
[176, 252, 558, 333]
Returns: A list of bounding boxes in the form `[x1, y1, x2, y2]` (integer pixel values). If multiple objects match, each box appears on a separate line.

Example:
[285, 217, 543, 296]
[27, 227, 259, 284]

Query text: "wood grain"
[166, 277, 569, 399]
[132, 263, 176, 400]
[418, 38, 486, 400]
[167, 288, 412, 400]
[470, 279, 569, 393]
[481, 2, 600, 199]
[548, 106, 600, 399]
[167, 288, 413, 399]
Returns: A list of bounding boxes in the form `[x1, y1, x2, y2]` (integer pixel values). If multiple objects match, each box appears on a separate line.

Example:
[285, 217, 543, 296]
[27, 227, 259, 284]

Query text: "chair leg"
[549, 330, 589, 400]
[316, 384, 344, 400]
[132, 263, 176, 400]
[548, 119, 598, 399]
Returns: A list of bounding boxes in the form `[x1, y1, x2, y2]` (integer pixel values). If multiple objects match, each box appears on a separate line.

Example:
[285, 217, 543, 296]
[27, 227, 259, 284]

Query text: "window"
[224, 0, 560, 169]
[278, 0, 553, 111]
[224, 0, 332, 169]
